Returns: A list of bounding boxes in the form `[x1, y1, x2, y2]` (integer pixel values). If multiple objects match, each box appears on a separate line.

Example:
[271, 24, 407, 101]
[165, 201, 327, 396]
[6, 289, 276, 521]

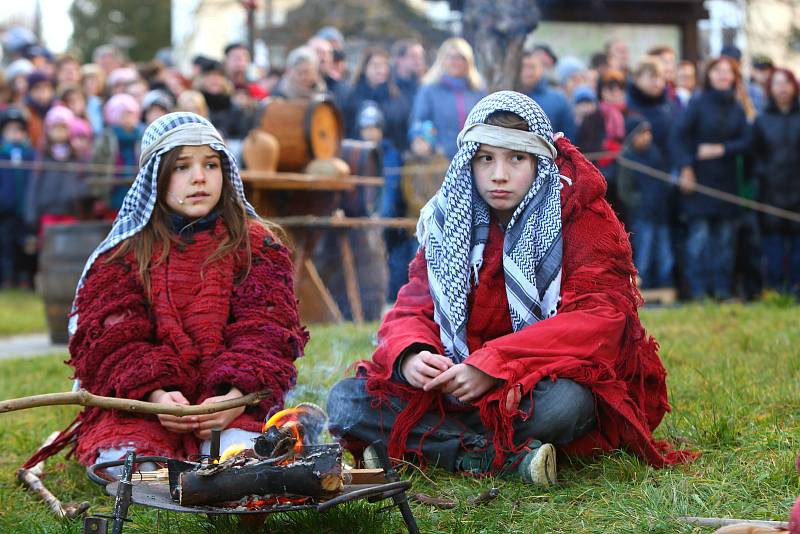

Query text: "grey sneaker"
[517, 442, 556, 485]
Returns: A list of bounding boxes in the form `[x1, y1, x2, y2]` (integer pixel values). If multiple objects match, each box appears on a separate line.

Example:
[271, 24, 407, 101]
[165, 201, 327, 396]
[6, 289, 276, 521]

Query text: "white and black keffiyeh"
[417, 91, 565, 362]
[69, 112, 256, 334]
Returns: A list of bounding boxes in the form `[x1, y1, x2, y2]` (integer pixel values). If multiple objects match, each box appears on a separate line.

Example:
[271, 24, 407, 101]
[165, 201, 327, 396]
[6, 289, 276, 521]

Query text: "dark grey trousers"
[327, 377, 596, 472]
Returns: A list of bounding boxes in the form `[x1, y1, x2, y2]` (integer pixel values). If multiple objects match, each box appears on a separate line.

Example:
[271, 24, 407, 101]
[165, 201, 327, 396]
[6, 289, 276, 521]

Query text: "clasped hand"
[401, 350, 499, 404]
[147, 388, 246, 440]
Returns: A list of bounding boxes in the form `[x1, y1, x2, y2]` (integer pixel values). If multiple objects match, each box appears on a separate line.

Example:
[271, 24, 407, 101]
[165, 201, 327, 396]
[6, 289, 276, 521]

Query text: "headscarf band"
[456, 123, 557, 160]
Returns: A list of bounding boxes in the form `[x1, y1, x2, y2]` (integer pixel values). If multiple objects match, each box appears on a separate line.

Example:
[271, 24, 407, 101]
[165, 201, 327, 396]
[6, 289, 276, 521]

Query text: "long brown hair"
[108, 146, 272, 296]
[704, 56, 756, 120]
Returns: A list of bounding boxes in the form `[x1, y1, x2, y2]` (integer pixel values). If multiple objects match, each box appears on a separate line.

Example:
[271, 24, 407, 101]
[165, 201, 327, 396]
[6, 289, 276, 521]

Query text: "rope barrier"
[3, 147, 799, 223]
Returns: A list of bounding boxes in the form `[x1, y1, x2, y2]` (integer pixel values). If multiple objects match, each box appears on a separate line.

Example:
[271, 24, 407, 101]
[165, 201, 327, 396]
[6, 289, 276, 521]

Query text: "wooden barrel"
[257, 96, 342, 172]
[39, 221, 112, 344]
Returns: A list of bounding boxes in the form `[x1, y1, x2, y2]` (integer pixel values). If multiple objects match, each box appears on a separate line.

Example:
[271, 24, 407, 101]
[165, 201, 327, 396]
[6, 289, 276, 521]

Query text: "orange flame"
[262, 406, 310, 454]
[219, 442, 247, 462]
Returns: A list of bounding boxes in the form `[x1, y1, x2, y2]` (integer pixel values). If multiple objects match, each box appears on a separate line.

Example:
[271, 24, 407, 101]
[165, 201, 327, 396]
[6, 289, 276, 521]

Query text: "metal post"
[369, 440, 420, 534]
[111, 451, 135, 534]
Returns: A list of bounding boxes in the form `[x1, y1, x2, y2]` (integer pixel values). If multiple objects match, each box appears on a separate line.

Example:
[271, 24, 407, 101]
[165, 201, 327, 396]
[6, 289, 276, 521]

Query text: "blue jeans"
[685, 218, 735, 299]
[762, 233, 800, 294]
[327, 376, 596, 472]
[631, 219, 674, 288]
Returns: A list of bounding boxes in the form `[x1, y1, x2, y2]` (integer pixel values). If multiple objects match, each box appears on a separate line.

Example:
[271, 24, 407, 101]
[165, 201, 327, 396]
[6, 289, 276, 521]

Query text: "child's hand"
[423, 363, 500, 404]
[678, 167, 696, 194]
[148, 389, 197, 434]
[193, 388, 246, 440]
[401, 350, 453, 389]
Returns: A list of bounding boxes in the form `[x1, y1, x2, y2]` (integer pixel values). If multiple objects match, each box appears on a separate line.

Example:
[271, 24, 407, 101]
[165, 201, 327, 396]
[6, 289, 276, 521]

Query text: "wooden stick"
[18, 469, 91, 519]
[0, 389, 270, 416]
[678, 516, 789, 529]
[337, 232, 364, 324]
[270, 216, 418, 229]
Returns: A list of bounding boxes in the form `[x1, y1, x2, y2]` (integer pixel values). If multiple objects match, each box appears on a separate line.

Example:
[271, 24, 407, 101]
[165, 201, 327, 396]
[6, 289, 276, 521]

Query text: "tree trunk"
[460, 0, 541, 92]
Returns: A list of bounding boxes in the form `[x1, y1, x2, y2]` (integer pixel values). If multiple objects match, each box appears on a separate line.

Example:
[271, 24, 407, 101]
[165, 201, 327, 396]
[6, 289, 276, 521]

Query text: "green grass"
[0, 301, 799, 533]
[0, 290, 46, 336]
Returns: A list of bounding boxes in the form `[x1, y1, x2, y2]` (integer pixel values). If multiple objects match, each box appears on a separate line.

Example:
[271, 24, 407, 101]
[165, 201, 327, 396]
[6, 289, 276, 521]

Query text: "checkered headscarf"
[70, 112, 256, 334]
[417, 91, 565, 362]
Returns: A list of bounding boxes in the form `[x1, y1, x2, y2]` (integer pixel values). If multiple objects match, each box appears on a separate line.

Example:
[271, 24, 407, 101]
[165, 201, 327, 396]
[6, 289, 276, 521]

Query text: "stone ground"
[0, 333, 65, 360]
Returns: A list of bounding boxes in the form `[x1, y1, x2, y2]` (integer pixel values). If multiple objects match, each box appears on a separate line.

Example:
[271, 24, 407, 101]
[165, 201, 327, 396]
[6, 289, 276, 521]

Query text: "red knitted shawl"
[26, 219, 308, 467]
[357, 138, 695, 472]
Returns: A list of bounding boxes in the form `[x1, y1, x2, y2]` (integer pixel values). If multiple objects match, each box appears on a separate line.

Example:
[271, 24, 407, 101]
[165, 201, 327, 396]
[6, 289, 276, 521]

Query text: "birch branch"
[0, 389, 271, 415]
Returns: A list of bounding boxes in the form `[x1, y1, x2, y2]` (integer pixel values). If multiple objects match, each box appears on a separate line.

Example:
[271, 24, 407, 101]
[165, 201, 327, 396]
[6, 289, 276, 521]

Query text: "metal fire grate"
[84, 441, 419, 534]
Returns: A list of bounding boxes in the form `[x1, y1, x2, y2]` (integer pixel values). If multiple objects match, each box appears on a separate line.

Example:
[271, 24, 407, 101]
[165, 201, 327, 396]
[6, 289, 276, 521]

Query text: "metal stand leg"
[369, 440, 420, 534]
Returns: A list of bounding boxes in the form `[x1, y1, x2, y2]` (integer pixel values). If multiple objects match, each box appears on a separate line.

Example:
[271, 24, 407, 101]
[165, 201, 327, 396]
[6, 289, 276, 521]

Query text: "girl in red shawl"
[327, 91, 690, 485]
[27, 112, 308, 471]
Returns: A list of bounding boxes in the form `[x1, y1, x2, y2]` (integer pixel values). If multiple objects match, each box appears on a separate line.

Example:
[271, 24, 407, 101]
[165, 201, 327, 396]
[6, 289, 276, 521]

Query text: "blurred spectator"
[68, 116, 94, 162]
[588, 52, 609, 90]
[576, 69, 627, 184]
[125, 76, 150, 104]
[315, 26, 349, 83]
[224, 42, 266, 101]
[308, 35, 348, 105]
[80, 64, 106, 135]
[391, 39, 426, 105]
[92, 44, 125, 76]
[605, 38, 630, 76]
[142, 89, 174, 125]
[555, 56, 588, 100]
[752, 67, 800, 295]
[55, 54, 82, 87]
[572, 85, 597, 127]
[410, 37, 486, 158]
[531, 43, 558, 80]
[272, 46, 325, 100]
[517, 50, 576, 138]
[343, 47, 409, 150]
[25, 105, 89, 240]
[354, 103, 402, 303]
[176, 89, 209, 118]
[93, 93, 143, 210]
[627, 57, 674, 165]
[196, 60, 251, 139]
[674, 56, 753, 300]
[5, 58, 33, 106]
[23, 70, 55, 149]
[675, 60, 697, 108]
[25, 45, 55, 79]
[617, 116, 673, 288]
[0, 107, 35, 287]
[107, 67, 140, 96]
[647, 45, 677, 103]
[750, 54, 774, 114]
[58, 84, 88, 121]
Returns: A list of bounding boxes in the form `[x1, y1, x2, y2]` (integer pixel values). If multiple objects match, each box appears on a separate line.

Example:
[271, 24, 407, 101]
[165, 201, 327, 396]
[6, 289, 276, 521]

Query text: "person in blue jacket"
[409, 38, 486, 159]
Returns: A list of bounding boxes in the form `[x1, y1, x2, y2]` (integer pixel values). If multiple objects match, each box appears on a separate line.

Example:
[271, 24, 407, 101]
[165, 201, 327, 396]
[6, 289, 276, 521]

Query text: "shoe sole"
[527, 443, 556, 486]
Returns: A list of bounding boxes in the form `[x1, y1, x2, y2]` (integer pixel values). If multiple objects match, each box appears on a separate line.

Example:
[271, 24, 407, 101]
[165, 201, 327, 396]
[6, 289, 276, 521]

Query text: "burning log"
[176, 445, 344, 506]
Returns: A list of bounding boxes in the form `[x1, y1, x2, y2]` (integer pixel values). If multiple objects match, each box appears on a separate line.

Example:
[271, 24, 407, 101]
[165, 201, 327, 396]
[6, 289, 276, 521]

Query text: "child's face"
[472, 144, 537, 225]
[360, 126, 383, 143]
[165, 145, 224, 219]
[411, 136, 433, 156]
[118, 109, 140, 131]
[48, 123, 70, 144]
[145, 106, 167, 125]
[632, 129, 653, 151]
[2, 122, 27, 144]
[30, 81, 54, 106]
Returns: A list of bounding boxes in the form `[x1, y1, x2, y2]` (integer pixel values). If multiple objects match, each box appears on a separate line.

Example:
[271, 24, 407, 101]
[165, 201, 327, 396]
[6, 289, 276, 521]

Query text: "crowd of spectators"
[0, 26, 797, 302]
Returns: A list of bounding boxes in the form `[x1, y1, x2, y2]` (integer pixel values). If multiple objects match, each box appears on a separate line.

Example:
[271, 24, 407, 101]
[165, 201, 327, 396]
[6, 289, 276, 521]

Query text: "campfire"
[169, 403, 345, 508]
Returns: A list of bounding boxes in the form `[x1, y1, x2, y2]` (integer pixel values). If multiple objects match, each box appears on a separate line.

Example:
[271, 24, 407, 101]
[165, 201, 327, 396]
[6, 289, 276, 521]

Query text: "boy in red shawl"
[327, 91, 690, 485]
